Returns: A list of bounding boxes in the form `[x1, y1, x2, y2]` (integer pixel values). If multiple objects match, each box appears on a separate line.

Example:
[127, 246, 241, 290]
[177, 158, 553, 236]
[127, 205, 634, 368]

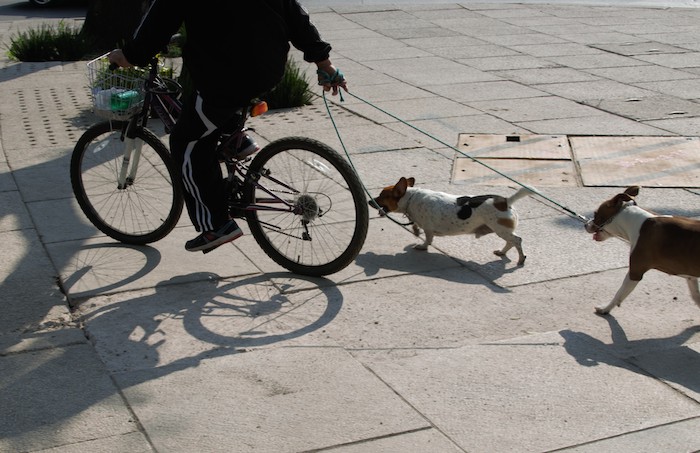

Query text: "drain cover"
[452, 134, 577, 186]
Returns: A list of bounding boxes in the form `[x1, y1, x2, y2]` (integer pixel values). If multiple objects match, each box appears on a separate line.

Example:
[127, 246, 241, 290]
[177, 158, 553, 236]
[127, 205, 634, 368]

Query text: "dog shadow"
[355, 246, 512, 293]
[561, 318, 700, 396]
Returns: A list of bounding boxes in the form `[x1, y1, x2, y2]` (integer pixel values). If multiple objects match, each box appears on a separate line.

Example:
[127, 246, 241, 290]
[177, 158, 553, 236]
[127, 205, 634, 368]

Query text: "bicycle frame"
[115, 58, 303, 219]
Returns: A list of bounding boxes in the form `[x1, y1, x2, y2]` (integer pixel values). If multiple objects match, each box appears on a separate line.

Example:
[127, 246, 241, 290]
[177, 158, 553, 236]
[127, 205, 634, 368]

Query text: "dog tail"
[507, 186, 534, 206]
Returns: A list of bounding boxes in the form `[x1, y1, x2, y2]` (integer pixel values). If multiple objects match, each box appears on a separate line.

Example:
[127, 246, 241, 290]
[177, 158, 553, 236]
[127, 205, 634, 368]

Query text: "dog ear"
[394, 177, 409, 196]
[406, 177, 415, 187]
[612, 193, 635, 207]
[624, 186, 640, 197]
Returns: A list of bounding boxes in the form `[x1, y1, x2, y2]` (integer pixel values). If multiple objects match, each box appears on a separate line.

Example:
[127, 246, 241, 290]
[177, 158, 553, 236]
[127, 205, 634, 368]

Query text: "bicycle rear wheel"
[244, 137, 369, 276]
[70, 121, 184, 245]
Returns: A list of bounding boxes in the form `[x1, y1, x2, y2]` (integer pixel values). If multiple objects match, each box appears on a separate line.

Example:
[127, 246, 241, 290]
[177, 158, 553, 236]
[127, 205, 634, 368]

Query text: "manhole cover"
[452, 134, 577, 186]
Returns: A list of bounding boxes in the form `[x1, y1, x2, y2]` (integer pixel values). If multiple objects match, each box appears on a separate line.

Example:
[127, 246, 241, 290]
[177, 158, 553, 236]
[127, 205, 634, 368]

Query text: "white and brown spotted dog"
[585, 186, 700, 315]
[370, 177, 532, 265]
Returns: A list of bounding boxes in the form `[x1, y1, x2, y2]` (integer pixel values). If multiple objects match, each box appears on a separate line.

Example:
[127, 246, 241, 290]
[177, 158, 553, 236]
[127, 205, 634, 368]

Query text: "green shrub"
[261, 59, 313, 109]
[7, 21, 94, 62]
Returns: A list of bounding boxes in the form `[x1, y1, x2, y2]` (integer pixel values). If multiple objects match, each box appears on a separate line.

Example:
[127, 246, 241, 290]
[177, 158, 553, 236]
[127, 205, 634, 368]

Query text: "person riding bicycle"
[108, 0, 347, 253]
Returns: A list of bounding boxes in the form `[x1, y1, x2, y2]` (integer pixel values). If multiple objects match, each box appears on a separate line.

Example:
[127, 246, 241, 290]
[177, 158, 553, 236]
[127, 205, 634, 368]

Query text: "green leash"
[321, 90, 589, 224]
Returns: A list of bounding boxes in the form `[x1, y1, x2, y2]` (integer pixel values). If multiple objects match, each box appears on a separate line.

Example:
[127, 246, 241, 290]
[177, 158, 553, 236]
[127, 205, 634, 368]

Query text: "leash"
[321, 90, 589, 224]
[320, 91, 414, 226]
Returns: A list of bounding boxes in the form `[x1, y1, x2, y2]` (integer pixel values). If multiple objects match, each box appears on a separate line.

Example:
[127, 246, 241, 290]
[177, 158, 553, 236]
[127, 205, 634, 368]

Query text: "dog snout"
[368, 199, 387, 216]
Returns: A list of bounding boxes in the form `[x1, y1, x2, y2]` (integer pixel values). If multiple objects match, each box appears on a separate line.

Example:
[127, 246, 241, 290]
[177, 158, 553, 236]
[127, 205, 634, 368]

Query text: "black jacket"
[123, 0, 332, 105]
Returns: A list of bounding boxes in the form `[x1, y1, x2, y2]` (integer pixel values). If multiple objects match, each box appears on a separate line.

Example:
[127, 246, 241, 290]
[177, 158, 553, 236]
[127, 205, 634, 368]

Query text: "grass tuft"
[261, 59, 313, 110]
[7, 21, 94, 62]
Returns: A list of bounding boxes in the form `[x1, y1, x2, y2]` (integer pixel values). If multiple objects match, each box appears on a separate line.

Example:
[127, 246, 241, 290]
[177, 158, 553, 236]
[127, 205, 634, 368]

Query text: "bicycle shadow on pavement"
[60, 242, 164, 300]
[560, 318, 700, 397]
[2, 270, 343, 450]
[73, 271, 344, 372]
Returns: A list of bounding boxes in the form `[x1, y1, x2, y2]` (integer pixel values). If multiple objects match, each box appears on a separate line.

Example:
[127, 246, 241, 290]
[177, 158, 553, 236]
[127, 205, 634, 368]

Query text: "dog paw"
[517, 256, 526, 266]
[594, 306, 610, 315]
[413, 244, 428, 251]
[493, 250, 505, 257]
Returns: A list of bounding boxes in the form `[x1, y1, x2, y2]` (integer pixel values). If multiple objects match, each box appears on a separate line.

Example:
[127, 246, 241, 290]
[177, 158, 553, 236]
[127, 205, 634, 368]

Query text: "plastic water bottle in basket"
[87, 54, 145, 121]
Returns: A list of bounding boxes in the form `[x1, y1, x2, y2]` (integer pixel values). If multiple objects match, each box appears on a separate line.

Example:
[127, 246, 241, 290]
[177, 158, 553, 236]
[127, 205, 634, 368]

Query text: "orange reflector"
[251, 101, 268, 117]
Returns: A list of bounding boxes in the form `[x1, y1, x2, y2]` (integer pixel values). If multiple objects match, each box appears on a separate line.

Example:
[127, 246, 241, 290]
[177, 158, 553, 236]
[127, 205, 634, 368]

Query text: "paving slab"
[543, 52, 649, 69]
[584, 65, 697, 84]
[636, 78, 700, 99]
[645, 116, 700, 136]
[0, 190, 32, 232]
[331, 428, 463, 452]
[468, 95, 605, 123]
[493, 67, 601, 85]
[113, 348, 429, 453]
[571, 136, 700, 187]
[0, 71, 91, 151]
[7, 146, 74, 202]
[355, 331, 700, 452]
[38, 432, 153, 453]
[48, 226, 262, 300]
[382, 115, 531, 145]
[0, 343, 138, 453]
[458, 54, 559, 71]
[518, 114, 671, 136]
[630, 339, 700, 403]
[0, 328, 85, 355]
[347, 147, 454, 189]
[456, 133, 570, 159]
[535, 79, 659, 102]
[453, 157, 579, 186]
[366, 57, 500, 87]
[341, 96, 482, 124]
[555, 417, 700, 453]
[583, 95, 700, 122]
[0, 229, 71, 335]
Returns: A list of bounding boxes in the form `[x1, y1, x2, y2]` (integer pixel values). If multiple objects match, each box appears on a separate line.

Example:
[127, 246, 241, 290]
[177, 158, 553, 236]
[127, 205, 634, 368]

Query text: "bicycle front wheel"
[244, 137, 369, 276]
[70, 121, 184, 245]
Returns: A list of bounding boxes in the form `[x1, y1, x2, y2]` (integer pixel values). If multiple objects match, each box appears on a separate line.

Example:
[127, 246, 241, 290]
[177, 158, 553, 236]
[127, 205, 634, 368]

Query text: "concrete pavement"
[1, 2, 700, 452]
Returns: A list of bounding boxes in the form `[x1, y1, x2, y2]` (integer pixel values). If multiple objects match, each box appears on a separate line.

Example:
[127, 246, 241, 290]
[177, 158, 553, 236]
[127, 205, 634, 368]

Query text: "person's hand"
[316, 59, 347, 96]
[107, 49, 133, 68]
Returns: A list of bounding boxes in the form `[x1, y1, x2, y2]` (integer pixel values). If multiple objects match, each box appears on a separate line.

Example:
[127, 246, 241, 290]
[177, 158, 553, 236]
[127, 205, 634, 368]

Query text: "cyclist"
[108, 1, 347, 253]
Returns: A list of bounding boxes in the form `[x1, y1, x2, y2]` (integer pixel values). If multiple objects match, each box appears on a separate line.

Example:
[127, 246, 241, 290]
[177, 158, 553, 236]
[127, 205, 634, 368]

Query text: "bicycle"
[70, 54, 369, 277]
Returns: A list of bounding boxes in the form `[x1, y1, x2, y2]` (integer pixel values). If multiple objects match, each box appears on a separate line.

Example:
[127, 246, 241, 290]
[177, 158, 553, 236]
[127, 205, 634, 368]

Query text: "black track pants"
[169, 93, 239, 233]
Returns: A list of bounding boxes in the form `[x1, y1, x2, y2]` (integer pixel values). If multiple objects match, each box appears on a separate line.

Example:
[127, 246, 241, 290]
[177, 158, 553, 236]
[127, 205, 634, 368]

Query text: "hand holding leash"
[316, 59, 347, 101]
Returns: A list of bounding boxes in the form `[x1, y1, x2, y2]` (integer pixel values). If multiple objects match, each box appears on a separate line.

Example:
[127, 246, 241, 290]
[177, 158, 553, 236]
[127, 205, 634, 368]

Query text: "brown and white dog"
[585, 186, 700, 315]
[370, 177, 532, 265]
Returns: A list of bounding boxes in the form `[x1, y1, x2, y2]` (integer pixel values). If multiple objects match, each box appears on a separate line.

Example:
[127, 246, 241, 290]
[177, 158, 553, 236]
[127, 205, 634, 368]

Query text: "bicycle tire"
[244, 137, 369, 276]
[70, 121, 184, 245]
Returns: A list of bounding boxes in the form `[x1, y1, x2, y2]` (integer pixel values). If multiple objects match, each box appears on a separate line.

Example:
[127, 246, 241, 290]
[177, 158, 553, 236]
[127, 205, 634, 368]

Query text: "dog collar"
[590, 200, 637, 233]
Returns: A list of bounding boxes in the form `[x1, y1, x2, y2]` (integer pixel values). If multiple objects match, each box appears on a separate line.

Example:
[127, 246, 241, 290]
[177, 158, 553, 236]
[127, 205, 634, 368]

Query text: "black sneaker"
[219, 132, 260, 161]
[185, 219, 243, 252]
[233, 134, 260, 159]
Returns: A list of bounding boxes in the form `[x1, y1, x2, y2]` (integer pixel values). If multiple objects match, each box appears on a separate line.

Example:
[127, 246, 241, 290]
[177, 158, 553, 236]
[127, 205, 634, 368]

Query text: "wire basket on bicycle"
[87, 53, 146, 121]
